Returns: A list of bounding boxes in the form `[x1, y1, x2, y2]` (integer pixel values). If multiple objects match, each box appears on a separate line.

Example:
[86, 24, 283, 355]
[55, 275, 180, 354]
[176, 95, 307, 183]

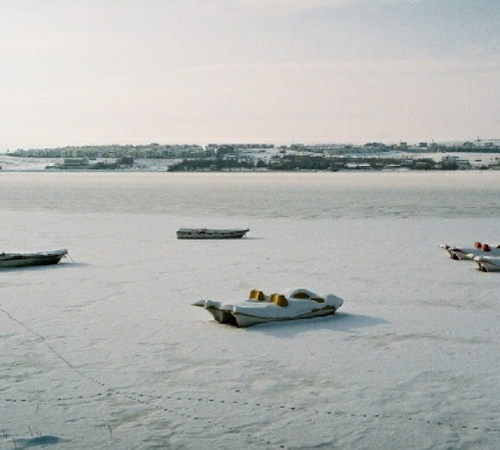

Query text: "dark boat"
[176, 228, 249, 239]
[0, 249, 68, 268]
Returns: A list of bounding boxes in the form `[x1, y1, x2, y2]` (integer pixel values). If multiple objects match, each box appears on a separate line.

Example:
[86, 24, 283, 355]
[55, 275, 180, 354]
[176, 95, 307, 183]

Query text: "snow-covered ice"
[1, 172, 499, 449]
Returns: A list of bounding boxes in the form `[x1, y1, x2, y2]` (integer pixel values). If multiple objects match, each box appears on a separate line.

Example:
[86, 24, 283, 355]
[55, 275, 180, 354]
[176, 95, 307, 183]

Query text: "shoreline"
[2, 149, 500, 173]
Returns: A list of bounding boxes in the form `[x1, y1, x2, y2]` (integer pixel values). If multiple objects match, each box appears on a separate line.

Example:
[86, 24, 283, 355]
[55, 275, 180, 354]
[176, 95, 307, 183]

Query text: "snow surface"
[1, 172, 500, 449]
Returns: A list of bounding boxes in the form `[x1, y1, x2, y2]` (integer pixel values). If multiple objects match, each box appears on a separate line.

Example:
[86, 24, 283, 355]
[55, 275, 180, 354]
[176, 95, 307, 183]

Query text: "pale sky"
[1, 0, 499, 150]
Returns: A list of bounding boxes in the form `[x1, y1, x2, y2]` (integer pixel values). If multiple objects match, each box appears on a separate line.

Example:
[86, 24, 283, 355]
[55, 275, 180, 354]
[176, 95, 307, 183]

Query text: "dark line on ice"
[0, 307, 104, 388]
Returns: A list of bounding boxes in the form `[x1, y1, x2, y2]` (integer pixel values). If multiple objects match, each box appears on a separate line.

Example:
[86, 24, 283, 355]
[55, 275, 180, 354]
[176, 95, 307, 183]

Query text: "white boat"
[0, 249, 68, 268]
[193, 288, 344, 327]
[470, 255, 500, 272]
[176, 228, 249, 239]
[439, 242, 500, 261]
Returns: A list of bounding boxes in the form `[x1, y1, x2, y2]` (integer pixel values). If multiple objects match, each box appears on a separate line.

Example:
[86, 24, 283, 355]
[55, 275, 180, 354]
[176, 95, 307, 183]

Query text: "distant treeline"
[168, 155, 499, 172]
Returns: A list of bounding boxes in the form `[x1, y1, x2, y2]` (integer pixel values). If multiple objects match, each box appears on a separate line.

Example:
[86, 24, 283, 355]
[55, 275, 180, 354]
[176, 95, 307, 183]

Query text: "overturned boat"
[193, 288, 344, 328]
[176, 228, 249, 239]
[0, 249, 68, 268]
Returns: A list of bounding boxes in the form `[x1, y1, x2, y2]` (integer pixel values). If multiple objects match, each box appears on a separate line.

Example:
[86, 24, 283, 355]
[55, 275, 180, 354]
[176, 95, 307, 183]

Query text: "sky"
[0, 0, 499, 150]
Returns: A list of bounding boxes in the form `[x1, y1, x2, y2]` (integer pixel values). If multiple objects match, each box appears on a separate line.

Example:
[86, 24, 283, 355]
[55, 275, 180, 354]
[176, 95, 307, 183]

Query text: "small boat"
[193, 288, 344, 328]
[176, 228, 249, 239]
[439, 242, 500, 261]
[0, 249, 68, 268]
[470, 255, 500, 272]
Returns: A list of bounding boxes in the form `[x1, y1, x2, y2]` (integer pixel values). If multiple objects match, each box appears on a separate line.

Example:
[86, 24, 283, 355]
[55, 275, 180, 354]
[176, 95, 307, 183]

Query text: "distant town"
[2, 140, 500, 172]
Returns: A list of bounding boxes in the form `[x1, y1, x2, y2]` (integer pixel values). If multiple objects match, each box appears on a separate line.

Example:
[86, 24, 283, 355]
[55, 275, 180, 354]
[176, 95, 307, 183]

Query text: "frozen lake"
[1, 171, 500, 219]
[1, 172, 499, 449]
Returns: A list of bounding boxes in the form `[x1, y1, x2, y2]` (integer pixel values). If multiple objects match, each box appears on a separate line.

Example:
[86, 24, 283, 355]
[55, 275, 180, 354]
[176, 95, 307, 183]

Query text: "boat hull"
[204, 305, 339, 327]
[471, 256, 500, 272]
[176, 228, 249, 239]
[0, 249, 68, 268]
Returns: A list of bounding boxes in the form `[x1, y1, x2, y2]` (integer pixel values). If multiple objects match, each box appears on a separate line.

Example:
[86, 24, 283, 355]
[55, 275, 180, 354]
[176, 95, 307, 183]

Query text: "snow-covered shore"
[1, 173, 499, 449]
